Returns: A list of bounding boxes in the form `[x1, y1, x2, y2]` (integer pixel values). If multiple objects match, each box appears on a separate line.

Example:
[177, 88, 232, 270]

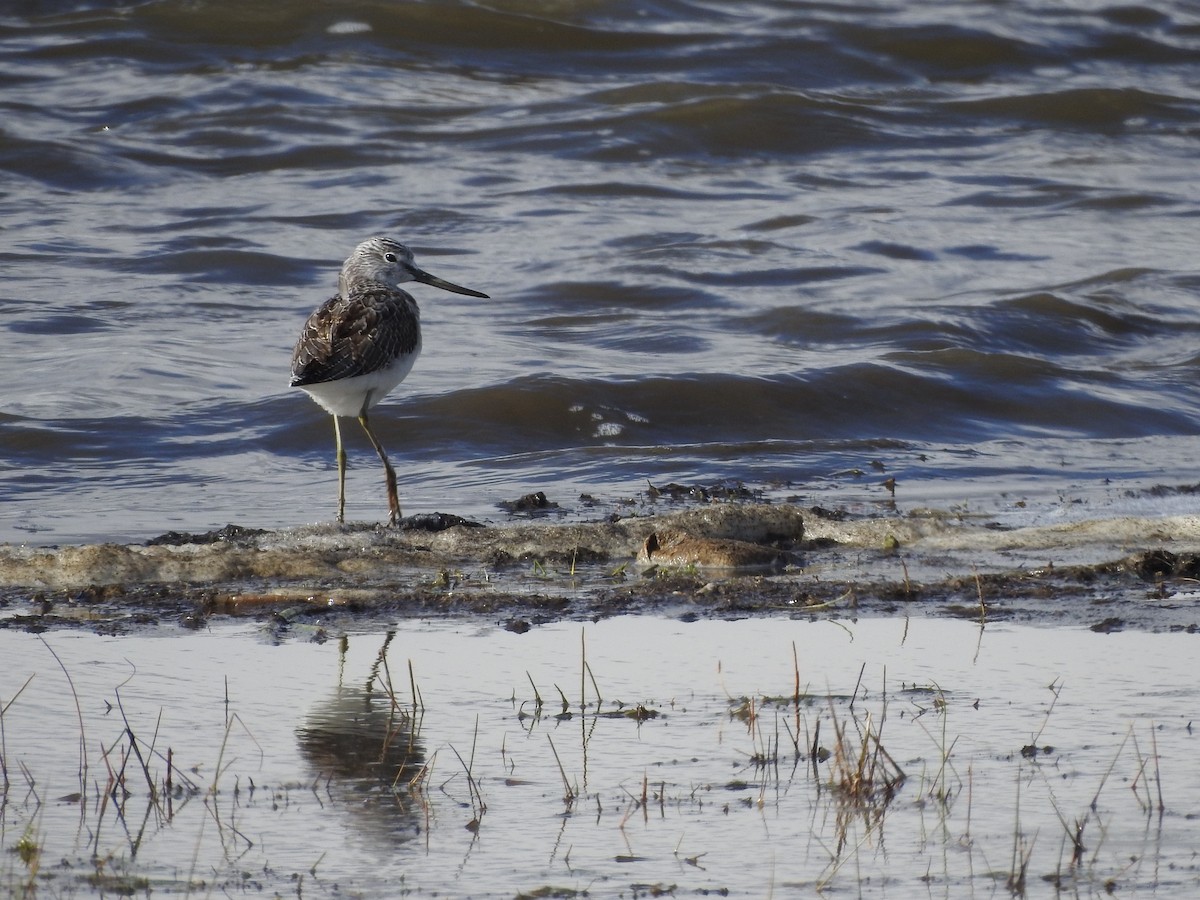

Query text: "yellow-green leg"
[333, 416, 347, 523]
[358, 411, 400, 526]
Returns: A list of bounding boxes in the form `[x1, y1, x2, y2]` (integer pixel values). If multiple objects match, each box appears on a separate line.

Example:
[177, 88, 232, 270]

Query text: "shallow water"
[1, 616, 1197, 897]
[2, 2, 1200, 545]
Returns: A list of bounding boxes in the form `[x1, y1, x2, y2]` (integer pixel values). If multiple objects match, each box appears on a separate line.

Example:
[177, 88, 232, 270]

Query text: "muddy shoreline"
[2, 501, 1199, 636]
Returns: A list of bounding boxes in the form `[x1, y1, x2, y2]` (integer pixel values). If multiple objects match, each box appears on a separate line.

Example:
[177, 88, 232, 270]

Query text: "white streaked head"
[339, 236, 489, 299]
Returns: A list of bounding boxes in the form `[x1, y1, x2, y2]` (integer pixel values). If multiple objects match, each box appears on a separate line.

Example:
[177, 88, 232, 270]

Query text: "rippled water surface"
[2, 617, 1197, 897]
[3, 1, 1200, 543]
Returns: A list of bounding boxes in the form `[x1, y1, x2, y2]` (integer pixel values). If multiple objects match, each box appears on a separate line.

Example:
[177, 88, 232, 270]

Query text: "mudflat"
[3, 501, 1198, 635]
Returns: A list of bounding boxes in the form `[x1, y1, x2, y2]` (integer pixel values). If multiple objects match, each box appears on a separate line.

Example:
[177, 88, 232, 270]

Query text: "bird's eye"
[383, 252, 397, 263]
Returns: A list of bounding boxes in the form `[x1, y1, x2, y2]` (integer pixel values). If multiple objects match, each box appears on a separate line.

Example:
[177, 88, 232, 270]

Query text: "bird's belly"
[297, 353, 419, 417]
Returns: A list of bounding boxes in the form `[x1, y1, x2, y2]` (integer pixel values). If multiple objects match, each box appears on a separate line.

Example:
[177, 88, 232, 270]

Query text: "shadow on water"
[295, 632, 428, 846]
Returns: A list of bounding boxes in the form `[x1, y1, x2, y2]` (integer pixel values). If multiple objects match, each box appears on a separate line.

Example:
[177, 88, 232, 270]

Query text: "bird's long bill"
[413, 268, 490, 299]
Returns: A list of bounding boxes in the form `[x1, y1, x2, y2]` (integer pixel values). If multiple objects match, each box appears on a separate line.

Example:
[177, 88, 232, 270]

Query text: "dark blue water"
[3, 1, 1200, 544]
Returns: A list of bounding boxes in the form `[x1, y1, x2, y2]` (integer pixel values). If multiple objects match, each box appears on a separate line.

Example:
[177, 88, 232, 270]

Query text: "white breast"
[298, 348, 420, 418]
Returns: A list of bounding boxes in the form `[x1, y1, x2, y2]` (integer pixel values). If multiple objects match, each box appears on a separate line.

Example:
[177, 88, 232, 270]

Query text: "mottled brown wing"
[290, 287, 420, 386]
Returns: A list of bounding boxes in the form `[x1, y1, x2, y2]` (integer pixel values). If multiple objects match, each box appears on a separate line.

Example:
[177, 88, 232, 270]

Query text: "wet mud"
[2, 500, 1200, 635]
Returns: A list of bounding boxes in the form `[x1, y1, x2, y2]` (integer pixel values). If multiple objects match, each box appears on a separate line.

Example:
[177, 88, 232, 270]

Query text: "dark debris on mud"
[3, 546, 1199, 640]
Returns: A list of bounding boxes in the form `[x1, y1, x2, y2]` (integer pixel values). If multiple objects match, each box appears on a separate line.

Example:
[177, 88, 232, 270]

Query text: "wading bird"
[290, 237, 489, 525]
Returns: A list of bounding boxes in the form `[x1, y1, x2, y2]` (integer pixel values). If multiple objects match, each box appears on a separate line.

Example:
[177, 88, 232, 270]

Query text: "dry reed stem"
[1030, 679, 1062, 747]
[1007, 765, 1035, 896]
[526, 672, 544, 712]
[408, 659, 424, 716]
[37, 636, 88, 791]
[553, 683, 570, 717]
[113, 689, 157, 804]
[546, 735, 576, 806]
[447, 716, 487, 827]
[1149, 722, 1165, 815]
[0, 674, 36, 795]
[585, 661, 602, 711]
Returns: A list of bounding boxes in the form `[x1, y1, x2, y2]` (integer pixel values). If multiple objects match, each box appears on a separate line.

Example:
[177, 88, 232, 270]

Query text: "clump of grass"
[824, 698, 906, 809]
[804, 669, 907, 889]
[14, 823, 41, 873]
[373, 647, 426, 781]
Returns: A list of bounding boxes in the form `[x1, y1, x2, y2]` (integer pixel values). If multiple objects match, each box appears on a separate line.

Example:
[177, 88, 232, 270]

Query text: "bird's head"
[341, 237, 489, 299]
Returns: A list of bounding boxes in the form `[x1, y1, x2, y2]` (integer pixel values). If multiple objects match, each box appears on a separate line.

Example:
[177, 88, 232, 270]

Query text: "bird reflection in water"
[296, 632, 426, 843]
